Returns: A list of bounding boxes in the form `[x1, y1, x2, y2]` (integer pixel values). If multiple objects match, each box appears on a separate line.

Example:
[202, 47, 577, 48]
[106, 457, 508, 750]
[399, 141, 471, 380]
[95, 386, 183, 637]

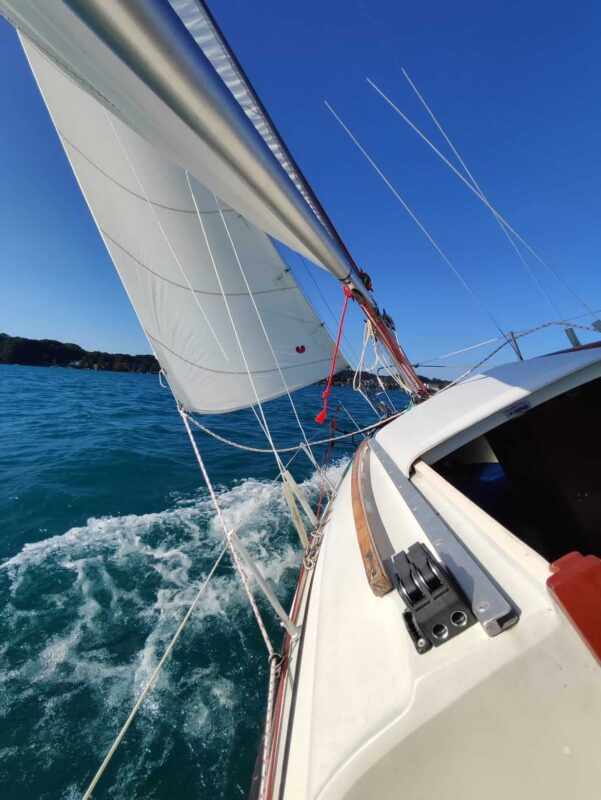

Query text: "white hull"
[265, 348, 601, 799]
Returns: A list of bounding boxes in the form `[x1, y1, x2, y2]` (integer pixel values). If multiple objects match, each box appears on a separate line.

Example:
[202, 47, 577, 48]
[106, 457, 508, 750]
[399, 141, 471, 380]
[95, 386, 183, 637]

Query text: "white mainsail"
[23, 39, 346, 413]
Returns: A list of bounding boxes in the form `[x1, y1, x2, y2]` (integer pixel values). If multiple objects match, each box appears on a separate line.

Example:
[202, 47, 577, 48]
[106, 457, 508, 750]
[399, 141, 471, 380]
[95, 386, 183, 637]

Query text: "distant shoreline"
[0, 332, 449, 389]
[0, 332, 158, 374]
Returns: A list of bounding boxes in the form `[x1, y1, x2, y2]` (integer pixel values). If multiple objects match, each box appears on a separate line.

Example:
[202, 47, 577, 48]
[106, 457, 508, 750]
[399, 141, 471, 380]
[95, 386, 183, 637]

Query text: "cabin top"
[375, 346, 601, 476]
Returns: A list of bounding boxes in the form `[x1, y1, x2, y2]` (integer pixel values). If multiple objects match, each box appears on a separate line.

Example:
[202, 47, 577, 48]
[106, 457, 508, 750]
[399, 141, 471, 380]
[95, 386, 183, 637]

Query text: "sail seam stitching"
[101, 230, 296, 296]
[146, 332, 331, 375]
[60, 132, 232, 216]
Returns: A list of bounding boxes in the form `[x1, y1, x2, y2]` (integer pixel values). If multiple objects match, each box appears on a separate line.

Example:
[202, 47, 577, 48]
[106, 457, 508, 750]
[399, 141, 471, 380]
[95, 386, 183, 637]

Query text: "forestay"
[23, 39, 345, 414]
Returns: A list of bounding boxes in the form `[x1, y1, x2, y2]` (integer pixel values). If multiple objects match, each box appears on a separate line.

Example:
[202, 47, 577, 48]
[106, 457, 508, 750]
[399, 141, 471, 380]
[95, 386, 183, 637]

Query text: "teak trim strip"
[351, 439, 393, 597]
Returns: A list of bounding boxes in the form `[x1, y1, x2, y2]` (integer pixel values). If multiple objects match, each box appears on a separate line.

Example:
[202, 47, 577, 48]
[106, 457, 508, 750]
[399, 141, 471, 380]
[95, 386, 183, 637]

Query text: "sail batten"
[21, 36, 346, 414]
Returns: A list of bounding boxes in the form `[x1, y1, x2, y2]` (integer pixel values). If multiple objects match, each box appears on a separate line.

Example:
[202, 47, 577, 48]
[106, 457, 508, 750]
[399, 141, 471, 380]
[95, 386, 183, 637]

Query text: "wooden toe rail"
[351, 439, 393, 597]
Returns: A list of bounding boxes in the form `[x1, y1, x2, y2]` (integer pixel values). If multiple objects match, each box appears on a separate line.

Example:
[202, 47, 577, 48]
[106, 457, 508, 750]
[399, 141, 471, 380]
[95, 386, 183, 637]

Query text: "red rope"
[315, 285, 352, 424]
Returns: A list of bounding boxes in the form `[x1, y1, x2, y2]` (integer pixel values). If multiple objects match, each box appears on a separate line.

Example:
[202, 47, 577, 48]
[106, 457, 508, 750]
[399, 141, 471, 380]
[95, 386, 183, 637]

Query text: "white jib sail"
[0, 0, 360, 286]
[23, 39, 346, 414]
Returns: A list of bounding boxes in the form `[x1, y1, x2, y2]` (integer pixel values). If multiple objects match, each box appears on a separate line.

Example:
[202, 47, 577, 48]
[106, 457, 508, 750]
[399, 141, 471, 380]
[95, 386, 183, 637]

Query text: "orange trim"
[547, 551, 601, 664]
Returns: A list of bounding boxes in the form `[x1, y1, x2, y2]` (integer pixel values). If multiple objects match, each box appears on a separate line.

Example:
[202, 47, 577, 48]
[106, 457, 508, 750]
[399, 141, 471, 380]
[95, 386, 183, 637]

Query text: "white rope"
[352, 322, 385, 417]
[104, 112, 229, 360]
[185, 175, 284, 473]
[325, 101, 509, 342]
[416, 335, 503, 365]
[185, 409, 406, 453]
[367, 78, 599, 321]
[214, 193, 323, 478]
[259, 653, 281, 800]
[437, 339, 511, 392]
[180, 408, 276, 656]
[81, 543, 228, 800]
[354, 319, 414, 403]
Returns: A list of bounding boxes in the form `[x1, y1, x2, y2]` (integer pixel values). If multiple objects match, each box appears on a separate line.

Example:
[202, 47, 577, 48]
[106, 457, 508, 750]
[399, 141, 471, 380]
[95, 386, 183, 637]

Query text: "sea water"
[0, 364, 402, 799]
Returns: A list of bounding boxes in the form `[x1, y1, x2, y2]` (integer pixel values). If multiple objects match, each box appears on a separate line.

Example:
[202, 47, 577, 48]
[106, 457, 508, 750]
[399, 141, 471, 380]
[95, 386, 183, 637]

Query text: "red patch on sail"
[295, 345, 306, 354]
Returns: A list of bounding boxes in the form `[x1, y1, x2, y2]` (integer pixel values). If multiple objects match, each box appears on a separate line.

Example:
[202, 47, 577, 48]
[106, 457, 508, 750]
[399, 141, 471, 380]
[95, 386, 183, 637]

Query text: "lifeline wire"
[185, 407, 407, 454]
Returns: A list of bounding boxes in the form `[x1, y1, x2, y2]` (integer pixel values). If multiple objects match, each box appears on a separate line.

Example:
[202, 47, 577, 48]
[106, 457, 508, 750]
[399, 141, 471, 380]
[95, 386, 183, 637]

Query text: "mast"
[2, 0, 427, 398]
[69, 0, 428, 396]
[180, 0, 428, 398]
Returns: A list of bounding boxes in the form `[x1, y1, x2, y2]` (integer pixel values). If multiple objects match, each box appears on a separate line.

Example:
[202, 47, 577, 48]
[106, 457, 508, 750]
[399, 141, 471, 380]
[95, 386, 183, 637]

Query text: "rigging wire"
[416, 313, 600, 368]
[180, 407, 294, 800]
[213, 191, 323, 475]
[324, 101, 509, 342]
[186, 408, 408, 453]
[366, 78, 599, 321]
[398, 68, 568, 324]
[181, 409, 283, 653]
[79, 439, 305, 800]
[294, 251, 362, 365]
[186, 175, 284, 473]
[437, 339, 512, 392]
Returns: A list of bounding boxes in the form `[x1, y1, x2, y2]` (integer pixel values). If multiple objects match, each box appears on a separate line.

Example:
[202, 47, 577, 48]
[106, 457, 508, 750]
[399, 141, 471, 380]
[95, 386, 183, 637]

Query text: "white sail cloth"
[23, 39, 345, 413]
[0, 0, 359, 286]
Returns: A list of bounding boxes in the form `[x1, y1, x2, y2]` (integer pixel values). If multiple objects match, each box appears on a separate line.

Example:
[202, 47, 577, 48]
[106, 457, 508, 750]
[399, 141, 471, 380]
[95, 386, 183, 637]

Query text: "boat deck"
[270, 348, 601, 799]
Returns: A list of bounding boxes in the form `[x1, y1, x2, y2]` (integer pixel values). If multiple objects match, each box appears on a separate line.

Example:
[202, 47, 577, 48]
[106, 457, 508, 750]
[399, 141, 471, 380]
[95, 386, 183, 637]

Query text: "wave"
[0, 458, 349, 799]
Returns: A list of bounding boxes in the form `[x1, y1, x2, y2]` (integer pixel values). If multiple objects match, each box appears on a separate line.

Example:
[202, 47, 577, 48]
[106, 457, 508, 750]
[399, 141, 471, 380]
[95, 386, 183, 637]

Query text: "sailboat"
[2, 1, 600, 798]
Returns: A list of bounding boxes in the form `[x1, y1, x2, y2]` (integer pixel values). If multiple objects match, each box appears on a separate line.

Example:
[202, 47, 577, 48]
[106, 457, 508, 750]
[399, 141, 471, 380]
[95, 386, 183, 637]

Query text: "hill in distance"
[0, 332, 158, 374]
[0, 333, 448, 388]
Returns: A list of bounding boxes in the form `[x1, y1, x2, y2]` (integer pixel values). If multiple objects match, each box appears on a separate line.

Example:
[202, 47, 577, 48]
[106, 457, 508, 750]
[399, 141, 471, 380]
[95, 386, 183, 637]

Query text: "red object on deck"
[315, 285, 352, 424]
[547, 551, 601, 664]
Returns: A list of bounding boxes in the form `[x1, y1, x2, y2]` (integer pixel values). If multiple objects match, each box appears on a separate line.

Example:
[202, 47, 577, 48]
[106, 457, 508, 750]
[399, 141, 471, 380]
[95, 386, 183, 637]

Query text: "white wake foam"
[0, 458, 349, 798]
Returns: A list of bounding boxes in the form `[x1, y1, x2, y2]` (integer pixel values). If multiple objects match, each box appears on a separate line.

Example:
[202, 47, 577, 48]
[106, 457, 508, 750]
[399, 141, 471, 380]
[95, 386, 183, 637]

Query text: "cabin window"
[432, 376, 601, 562]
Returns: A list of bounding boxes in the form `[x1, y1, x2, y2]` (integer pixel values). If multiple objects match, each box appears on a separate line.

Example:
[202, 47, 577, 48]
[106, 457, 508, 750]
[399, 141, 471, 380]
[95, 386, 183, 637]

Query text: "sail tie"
[315, 285, 352, 424]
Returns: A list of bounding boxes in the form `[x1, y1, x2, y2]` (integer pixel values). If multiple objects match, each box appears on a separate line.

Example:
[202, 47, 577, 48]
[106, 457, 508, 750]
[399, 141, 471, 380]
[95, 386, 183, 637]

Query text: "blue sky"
[1, 0, 600, 373]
